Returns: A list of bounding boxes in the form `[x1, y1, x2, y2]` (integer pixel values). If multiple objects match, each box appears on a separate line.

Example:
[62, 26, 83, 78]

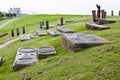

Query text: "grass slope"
[0, 14, 120, 80]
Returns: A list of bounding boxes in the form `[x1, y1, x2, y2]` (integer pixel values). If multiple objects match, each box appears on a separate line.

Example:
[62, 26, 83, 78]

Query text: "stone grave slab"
[86, 23, 109, 30]
[47, 30, 61, 36]
[0, 33, 8, 38]
[95, 18, 116, 24]
[38, 46, 57, 58]
[65, 20, 74, 23]
[57, 27, 75, 33]
[36, 31, 47, 36]
[62, 33, 111, 52]
[20, 34, 31, 41]
[13, 48, 38, 71]
[0, 57, 3, 65]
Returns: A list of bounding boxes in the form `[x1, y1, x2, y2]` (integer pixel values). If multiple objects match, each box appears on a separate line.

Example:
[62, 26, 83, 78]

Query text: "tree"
[0, 12, 4, 18]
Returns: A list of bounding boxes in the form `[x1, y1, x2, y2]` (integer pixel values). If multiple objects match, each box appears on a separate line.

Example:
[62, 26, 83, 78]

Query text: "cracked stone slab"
[13, 48, 38, 71]
[62, 33, 111, 52]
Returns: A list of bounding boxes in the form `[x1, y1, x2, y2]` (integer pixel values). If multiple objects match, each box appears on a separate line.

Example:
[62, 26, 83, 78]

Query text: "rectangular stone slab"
[57, 27, 75, 33]
[13, 48, 38, 71]
[36, 31, 47, 36]
[47, 30, 61, 36]
[95, 18, 116, 24]
[62, 33, 111, 52]
[38, 46, 57, 58]
[20, 34, 31, 41]
[65, 20, 74, 23]
[86, 23, 109, 30]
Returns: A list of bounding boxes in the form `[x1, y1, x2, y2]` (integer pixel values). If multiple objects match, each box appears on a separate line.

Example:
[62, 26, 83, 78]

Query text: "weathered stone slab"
[36, 31, 47, 36]
[62, 33, 111, 52]
[38, 46, 57, 58]
[13, 48, 38, 71]
[0, 33, 8, 38]
[65, 20, 74, 23]
[57, 27, 75, 33]
[0, 57, 3, 65]
[95, 18, 116, 24]
[47, 30, 61, 36]
[20, 34, 31, 41]
[86, 23, 109, 30]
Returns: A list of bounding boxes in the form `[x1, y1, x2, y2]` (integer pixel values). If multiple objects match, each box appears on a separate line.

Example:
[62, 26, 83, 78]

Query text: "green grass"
[0, 18, 11, 25]
[0, 14, 120, 80]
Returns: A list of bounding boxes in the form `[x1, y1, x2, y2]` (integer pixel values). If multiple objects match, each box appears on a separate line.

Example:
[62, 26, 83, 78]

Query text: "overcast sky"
[0, 0, 120, 15]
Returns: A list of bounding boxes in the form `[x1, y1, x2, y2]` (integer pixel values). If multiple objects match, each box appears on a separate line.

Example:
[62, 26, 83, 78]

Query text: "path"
[0, 18, 16, 30]
[0, 38, 19, 49]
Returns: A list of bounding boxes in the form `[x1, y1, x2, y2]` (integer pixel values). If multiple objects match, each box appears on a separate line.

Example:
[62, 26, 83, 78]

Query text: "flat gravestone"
[65, 20, 74, 23]
[36, 31, 47, 36]
[13, 48, 38, 71]
[0, 33, 8, 38]
[86, 23, 109, 30]
[47, 30, 61, 36]
[62, 33, 111, 52]
[95, 18, 116, 24]
[20, 34, 31, 41]
[57, 27, 75, 33]
[0, 57, 3, 65]
[38, 46, 57, 58]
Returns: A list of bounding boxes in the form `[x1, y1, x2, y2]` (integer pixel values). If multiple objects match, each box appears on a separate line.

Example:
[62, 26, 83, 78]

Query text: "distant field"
[0, 14, 120, 80]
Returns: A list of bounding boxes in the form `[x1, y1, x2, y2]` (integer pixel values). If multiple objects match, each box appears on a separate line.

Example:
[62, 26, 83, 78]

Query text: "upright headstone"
[111, 10, 114, 16]
[46, 21, 49, 29]
[60, 17, 64, 26]
[101, 10, 105, 19]
[11, 30, 14, 37]
[42, 22, 44, 26]
[22, 27, 26, 34]
[40, 22, 42, 28]
[92, 10, 96, 22]
[96, 4, 101, 18]
[16, 28, 20, 35]
[104, 11, 107, 18]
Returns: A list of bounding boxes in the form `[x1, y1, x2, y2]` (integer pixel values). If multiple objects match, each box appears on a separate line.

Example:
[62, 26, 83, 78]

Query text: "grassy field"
[0, 18, 11, 25]
[0, 14, 120, 80]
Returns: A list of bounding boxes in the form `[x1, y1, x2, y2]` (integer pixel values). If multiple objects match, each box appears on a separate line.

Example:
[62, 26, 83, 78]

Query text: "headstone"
[22, 27, 26, 34]
[47, 30, 61, 36]
[13, 48, 38, 71]
[92, 10, 96, 22]
[62, 33, 111, 52]
[0, 33, 8, 38]
[40, 22, 43, 28]
[104, 11, 107, 18]
[57, 27, 75, 33]
[57, 17, 64, 26]
[16, 28, 20, 35]
[111, 10, 114, 16]
[101, 10, 105, 19]
[86, 23, 109, 30]
[36, 31, 47, 36]
[11, 30, 14, 37]
[96, 4, 101, 18]
[20, 34, 31, 41]
[0, 57, 3, 65]
[38, 46, 57, 58]
[46, 21, 49, 29]
[95, 18, 116, 24]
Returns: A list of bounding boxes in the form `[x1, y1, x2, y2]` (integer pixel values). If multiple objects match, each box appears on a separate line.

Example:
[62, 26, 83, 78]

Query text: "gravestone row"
[11, 27, 26, 37]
